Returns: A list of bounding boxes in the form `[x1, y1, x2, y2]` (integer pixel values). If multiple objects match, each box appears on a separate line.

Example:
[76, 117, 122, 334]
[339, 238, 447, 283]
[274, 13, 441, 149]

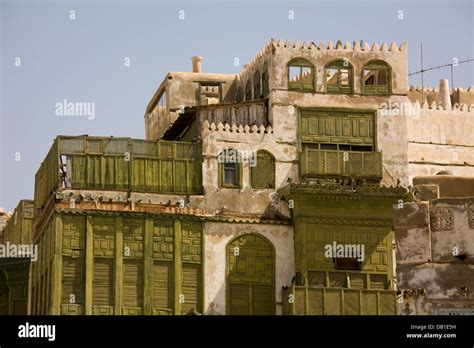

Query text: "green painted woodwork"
[31, 211, 204, 315]
[299, 108, 381, 179]
[362, 60, 392, 95]
[286, 184, 408, 315]
[34, 136, 203, 220]
[2, 200, 34, 245]
[288, 58, 314, 92]
[300, 148, 382, 178]
[250, 150, 275, 189]
[282, 285, 396, 315]
[0, 200, 34, 315]
[299, 109, 375, 145]
[324, 60, 353, 94]
[218, 150, 243, 189]
[226, 234, 275, 315]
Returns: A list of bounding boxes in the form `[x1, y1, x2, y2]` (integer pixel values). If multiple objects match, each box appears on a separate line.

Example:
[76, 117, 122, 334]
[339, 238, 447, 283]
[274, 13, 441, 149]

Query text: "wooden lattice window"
[431, 207, 454, 231]
[236, 86, 243, 103]
[254, 70, 261, 99]
[362, 60, 391, 95]
[325, 59, 353, 94]
[250, 150, 275, 189]
[218, 149, 242, 188]
[288, 58, 314, 92]
[245, 80, 252, 101]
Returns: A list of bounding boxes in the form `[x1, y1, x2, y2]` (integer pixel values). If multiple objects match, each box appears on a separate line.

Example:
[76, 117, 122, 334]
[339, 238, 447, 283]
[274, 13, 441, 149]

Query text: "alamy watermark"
[380, 101, 420, 117]
[55, 99, 95, 120]
[217, 148, 257, 167]
[324, 241, 365, 262]
[0, 242, 38, 262]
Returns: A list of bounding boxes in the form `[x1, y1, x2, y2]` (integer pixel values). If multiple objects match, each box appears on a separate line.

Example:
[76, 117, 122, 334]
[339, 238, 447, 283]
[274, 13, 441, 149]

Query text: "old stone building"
[395, 175, 474, 315]
[0, 200, 34, 314]
[2, 38, 473, 315]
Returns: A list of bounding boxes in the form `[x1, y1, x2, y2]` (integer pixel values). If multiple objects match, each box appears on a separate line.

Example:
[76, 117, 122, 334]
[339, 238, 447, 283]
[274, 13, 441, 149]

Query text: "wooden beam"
[50, 214, 63, 314]
[114, 216, 123, 315]
[143, 218, 154, 315]
[85, 216, 93, 315]
[173, 219, 182, 315]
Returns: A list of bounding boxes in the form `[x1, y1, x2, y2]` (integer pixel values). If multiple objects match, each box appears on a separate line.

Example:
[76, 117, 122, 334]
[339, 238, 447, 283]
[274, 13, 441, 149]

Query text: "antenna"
[409, 45, 473, 101]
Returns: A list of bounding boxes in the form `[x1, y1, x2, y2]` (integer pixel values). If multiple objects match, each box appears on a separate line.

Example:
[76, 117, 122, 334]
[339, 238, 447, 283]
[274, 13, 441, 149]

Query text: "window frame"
[250, 150, 276, 189]
[218, 150, 243, 189]
[362, 60, 392, 95]
[324, 59, 354, 94]
[287, 58, 314, 92]
[245, 80, 252, 101]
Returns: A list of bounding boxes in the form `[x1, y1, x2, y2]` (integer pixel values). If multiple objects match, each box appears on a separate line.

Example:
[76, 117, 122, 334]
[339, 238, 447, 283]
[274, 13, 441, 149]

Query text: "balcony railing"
[34, 136, 202, 216]
[300, 148, 383, 179]
[196, 100, 268, 127]
[282, 285, 397, 315]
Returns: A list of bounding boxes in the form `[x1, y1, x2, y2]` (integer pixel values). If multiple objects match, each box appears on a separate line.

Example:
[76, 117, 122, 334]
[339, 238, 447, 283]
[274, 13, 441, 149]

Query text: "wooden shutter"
[349, 273, 366, 289]
[370, 274, 388, 290]
[123, 259, 143, 308]
[308, 271, 326, 287]
[252, 285, 272, 315]
[229, 284, 250, 315]
[62, 257, 84, 304]
[181, 264, 202, 314]
[251, 151, 275, 189]
[93, 258, 113, 306]
[153, 261, 173, 311]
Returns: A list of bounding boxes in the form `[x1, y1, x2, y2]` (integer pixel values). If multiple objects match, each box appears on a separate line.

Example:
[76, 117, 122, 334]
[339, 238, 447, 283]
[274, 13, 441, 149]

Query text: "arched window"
[227, 234, 275, 315]
[245, 80, 252, 101]
[250, 150, 275, 189]
[362, 60, 391, 95]
[262, 61, 269, 98]
[325, 59, 353, 94]
[254, 70, 261, 99]
[236, 86, 243, 103]
[218, 149, 242, 188]
[288, 58, 314, 92]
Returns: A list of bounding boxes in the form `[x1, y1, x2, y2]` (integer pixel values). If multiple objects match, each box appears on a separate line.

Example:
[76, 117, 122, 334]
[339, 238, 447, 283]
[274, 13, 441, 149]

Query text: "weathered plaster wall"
[270, 40, 408, 95]
[203, 221, 294, 315]
[394, 192, 474, 315]
[200, 121, 298, 217]
[406, 105, 474, 181]
[146, 72, 238, 140]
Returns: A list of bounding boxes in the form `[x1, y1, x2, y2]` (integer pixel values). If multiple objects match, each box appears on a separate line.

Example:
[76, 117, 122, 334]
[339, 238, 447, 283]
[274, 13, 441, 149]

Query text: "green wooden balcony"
[282, 285, 397, 315]
[34, 136, 203, 216]
[300, 148, 383, 179]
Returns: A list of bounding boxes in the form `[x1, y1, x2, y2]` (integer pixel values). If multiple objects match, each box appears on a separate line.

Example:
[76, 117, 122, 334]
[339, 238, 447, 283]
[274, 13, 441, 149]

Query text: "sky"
[0, 0, 473, 211]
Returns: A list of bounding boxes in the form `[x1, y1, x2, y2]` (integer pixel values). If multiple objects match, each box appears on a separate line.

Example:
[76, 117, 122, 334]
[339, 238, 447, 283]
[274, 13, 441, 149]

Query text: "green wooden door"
[227, 234, 275, 315]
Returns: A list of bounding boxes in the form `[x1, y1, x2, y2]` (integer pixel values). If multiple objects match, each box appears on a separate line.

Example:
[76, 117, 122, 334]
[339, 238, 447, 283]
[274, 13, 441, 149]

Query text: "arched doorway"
[226, 234, 275, 315]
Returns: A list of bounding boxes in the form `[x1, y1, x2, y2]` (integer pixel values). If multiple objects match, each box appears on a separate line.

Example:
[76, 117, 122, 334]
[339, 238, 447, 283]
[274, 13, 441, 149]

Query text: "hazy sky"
[1, 0, 473, 211]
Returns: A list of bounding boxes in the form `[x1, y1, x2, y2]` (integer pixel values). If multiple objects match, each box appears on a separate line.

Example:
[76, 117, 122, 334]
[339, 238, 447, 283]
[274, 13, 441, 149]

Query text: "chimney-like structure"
[439, 79, 451, 108]
[192, 56, 202, 73]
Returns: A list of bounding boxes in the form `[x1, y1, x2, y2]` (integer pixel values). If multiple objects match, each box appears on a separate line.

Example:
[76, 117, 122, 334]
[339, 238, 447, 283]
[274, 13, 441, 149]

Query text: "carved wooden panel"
[62, 215, 85, 257]
[92, 217, 115, 257]
[153, 220, 174, 260]
[123, 217, 144, 259]
[181, 221, 202, 263]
